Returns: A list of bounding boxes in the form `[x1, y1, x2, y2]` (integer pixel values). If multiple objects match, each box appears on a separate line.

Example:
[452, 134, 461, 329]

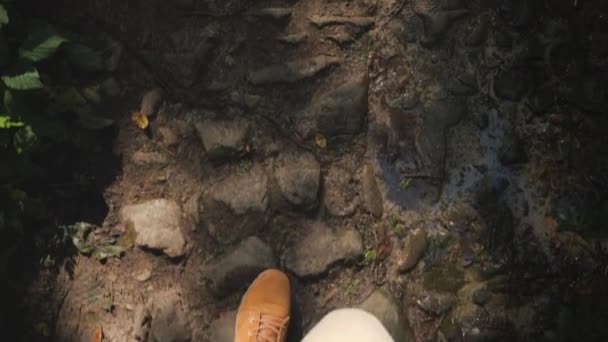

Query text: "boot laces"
[249, 314, 289, 342]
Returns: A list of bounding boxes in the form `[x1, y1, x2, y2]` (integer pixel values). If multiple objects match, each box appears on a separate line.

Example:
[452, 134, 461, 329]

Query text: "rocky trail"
[11, 0, 608, 341]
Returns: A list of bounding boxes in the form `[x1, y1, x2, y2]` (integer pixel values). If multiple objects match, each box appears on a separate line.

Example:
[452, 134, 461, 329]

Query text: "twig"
[252, 113, 315, 154]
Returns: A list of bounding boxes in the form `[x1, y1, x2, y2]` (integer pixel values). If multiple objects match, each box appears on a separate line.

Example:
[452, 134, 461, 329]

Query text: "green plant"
[427, 234, 453, 252]
[0, 2, 117, 271]
[389, 214, 404, 234]
[239, 159, 253, 172]
[346, 279, 360, 296]
[362, 249, 377, 265]
[558, 213, 596, 236]
[399, 177, 413, 190]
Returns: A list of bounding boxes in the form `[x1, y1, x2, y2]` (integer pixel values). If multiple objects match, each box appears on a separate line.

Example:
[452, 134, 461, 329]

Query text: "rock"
[415, 98, 467, 180]
[140, 88, 163, 117]
[474, 112, 489, 129]
[134, 268, 153, 282]
[326, 32, 355, 44]
[493, 68, 529, 101]
[398, 228, 428, 272]
[419, 10, 469, 47]
[567, 76, 606, 114]
[400, 92, 420, 110]
[230, 92, 261, 109]
[132, 151, 170, 165]
[158, 126, 179, 147]
[284, 223, 363, 277]
[495, 30, 513, 49]
[498, 132, 527, 165]
[132, 304, 152, 341]
[295, 75, 368, 139]
[465, 14, 490, 46]
[194, 119, 251, 160]
[173, 0, 195, 9]
[120, 199, 187, 258]
[471, 287, 490, 305]
[149, 289, 191, 342]
[324, 164, 359, 217]
[202, 168, 269, 243]
[278, 32, 308, 44]
[449, 302, 512, 341]
[255, 8, 292, 19]
[413, 291, 456, 315]
[248, 55, 340, 84]
[209, 311, 237, 342]
[359, 287, 414, 342]
[362, 165, 383, 218]
[274, 152, 321, 209]
[528, 87, 554, 114]
[104, 40, 123, 72]
[448, 78, 476, 96]
[458, 71, 478, 94]
[202, 237, 276, 296]
[308, 15, 375, 27]
[100, 77, 121, 97]
[422, 264, 465, 293]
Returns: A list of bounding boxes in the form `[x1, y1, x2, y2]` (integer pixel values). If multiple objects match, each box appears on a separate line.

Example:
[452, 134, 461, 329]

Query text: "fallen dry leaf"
[315, 133, 327, 149]
[131, 111, 149, 130]
[375, 235, 393, 261]
[92, 326, 103, 342]
[140, 88, 162, 117]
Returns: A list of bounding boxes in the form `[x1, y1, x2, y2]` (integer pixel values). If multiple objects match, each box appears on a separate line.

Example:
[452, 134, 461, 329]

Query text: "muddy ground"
[4, 0, 608, 341]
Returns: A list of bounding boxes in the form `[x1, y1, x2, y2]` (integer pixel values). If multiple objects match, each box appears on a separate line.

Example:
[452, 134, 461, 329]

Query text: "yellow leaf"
[92, 326, 103, 342]
[315, 133, 327, 149]
[131, 111, 149, 129]
[34, 322, 51, 337]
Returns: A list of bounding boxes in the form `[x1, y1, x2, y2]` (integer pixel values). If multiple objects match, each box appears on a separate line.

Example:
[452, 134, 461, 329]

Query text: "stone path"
[44, 0, 608, 341]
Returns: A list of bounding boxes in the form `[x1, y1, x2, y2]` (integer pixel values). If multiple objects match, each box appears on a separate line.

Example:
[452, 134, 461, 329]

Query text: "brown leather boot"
[234, 269, 291, 342]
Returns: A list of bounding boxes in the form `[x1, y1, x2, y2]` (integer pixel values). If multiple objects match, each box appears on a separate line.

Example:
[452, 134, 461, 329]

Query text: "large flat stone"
[120, 199, 187, 258]
[208, 311, 237, 342]
[284, 223, 363, 277]
[398, 228, 428, 273]
[295, 75, 368, 139]
[149, 289, 191, 342]
[248, 55, 339, 84]
[359, 287, 414, 342]
[362, 164, 383, 218]
[274, 152, 321, 209]
[201, 168, 269, 244]
[194, 119, 251, 160]
[202, 237, 276, 296]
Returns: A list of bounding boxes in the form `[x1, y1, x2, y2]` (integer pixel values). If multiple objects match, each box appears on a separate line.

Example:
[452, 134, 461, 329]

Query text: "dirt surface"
[9, 0, 608, 341]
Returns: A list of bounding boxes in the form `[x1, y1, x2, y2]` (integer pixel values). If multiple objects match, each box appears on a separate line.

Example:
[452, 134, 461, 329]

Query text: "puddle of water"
[441, 109, 555, 257]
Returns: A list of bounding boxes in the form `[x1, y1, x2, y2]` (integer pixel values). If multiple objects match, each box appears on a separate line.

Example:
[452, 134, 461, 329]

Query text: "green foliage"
[389, 214, 404, 234]
[399, 177, 413, 190]
[19, 29, 67, 62]
[0, 5, 8, 28]
[65, 43, 104, 71]
[0, 2, 118, 264]
[13, 125, 36, 154]
[239, 159, 253, 172]
[0, 5, 115, 152]
[346, 279, 360, 296]
[1, 65, 43, 90]
[0, 115, 24, 128]
[362, 249, 377, 265]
